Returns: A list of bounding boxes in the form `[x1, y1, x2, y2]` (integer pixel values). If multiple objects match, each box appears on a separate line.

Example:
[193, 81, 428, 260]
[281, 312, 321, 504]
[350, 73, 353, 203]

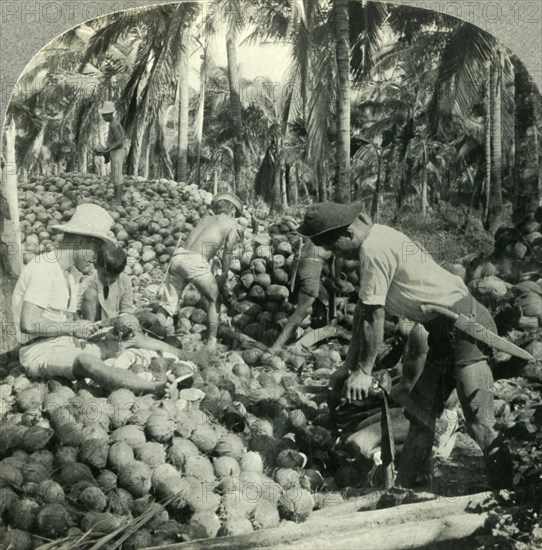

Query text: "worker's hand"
[93, 148, 104, 156]
[345, 370, 374, 402]
[72, 320, 99, 339]
[328, 366, 350, 393]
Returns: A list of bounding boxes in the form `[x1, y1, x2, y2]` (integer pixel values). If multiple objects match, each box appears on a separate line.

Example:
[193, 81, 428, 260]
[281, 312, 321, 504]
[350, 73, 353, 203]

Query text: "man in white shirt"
[297, 202, 512, 489]
[12, 203, 177, 396]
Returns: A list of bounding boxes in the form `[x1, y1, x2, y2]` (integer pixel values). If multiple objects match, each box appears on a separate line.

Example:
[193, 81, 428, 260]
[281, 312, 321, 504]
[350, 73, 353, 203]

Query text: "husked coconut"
[184, 455, 215, 483]
[167, 437, 199, 468]
[108, 441, 135, 472]
[135, 441, 166, 468]
[119, 461, 152, 498]
[278, 487, 314, 522]
[187, 511, 221, 540]
[252, 499, 280, 529]
[190, 424, 219, 454]
[213, 456, 240, 479]
[219, 517, 254, 536]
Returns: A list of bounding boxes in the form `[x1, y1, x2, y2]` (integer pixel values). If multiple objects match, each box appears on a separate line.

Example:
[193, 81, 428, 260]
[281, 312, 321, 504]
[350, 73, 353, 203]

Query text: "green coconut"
[108, 488, 134, 515]
[134, 441, 166, 468]
[79, 438, 110, 469]
[36, 503, 72, 538]
[219, 517, 254, 536]
[145, 414, 175, 443]
[56, 421, 84, 447]
[97, 470, 118, 493]
[278, 487, 314, 522]
[21, 462, 50, 484]
[118, 461, 152, 498]
[167, 438, 200, 469]
[239, 451, 264, 474]
[213, 456, 240, 479]
[111, 425, 146, 449]
[80, 512, 126, 535]
[276, 449, 306, 469]
[59, 462, 96, 486]
[188, 511, 221, 540]
[300, 469, 325, 491]
[214, 434, 245, 460]
[0, 463, 23, 489]
[9, 498, 40, 531]
[22, 481, 38, 498]
[184, 455, 216, 483]
[251, 499, 281, 529]
[0, 486, 18, 517]
[37, 480, 65, 505]
[1, 529, 32, 550]
[30, 450, 54, 472]
[79, 485, 107, 512]
[20, 426, 53, 452]
[54, 446, 78, 468]
[190, 424, 219, 454]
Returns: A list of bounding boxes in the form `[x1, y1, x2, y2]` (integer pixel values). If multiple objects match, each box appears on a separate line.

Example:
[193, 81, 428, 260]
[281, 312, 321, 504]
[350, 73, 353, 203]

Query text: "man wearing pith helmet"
[12, 203, 177, 396]
[94, 101, 126, 204]
[297, 201, 512, 489]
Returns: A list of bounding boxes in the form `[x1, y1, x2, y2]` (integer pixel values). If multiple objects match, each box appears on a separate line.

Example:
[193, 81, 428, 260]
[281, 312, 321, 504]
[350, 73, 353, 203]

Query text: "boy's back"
[184, 213, 238, 261]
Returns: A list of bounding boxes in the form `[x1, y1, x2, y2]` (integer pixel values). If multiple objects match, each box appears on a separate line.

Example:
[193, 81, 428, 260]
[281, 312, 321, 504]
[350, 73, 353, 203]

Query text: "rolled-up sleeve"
[119, 274, 136, 314]
[358, 246, 397, 307]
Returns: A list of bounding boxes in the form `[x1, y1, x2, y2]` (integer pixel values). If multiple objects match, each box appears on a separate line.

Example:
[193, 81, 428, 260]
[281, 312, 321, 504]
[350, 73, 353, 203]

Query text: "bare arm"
[220, 226, 238, 286]
[357, 305, 386, 375]
[21, 302, 98, 340]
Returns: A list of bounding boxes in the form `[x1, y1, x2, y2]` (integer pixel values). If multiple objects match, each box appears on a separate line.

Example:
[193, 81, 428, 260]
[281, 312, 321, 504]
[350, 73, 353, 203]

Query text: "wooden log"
[271, 512, 489, 549]
[145, 491, 492, 550]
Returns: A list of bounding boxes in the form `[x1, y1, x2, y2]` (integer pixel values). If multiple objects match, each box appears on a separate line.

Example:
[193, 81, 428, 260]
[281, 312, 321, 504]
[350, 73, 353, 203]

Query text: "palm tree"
[334, 0, 351, 203]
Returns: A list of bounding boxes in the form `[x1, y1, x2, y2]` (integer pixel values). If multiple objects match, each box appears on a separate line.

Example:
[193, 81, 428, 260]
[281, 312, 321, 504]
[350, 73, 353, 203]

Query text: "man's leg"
[193, 274, 220, 351]
[158, 257, 187, 317]
[271, 292, 314, 351]
[73, 353, 166, 395]
[125, 332, 208, 365]
[110, 149, 124, 204]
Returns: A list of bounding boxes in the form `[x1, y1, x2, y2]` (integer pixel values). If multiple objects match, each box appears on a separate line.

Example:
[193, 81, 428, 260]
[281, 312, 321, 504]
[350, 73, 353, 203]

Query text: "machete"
[420, 304, 535, 362]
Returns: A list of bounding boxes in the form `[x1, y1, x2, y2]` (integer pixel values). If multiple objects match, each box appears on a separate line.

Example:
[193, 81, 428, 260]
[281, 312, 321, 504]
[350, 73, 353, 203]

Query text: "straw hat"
[297, 201, 365, 237]
[211, 192, 243, 217]
[51, 203, 116, 244]
[98, 101, 116, 115]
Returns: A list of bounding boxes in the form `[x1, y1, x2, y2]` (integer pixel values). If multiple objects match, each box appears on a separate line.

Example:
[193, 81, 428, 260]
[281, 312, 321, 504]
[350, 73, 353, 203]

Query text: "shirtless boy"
[158, 193, 243, 351]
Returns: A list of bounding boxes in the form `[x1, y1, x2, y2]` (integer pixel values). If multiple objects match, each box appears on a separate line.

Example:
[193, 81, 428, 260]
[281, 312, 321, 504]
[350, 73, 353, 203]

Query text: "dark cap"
[297, 201, 365, 237]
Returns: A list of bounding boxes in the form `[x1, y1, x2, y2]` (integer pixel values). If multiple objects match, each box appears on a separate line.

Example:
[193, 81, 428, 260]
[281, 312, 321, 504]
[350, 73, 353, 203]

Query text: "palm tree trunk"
[483, 61, 492, 224]
[317, 159, 327, 201]
[79, 145, 88, 173]
[287, 164, 297, 206]
[213, 167, 218, 195]
[334, 0, 351, 203]
[226, 29, 243, 195]
[371, 150, 382, 221]
[488, 51, 504, 233]
[421, 144, 429, 218]
[282, 168, 288, 209]
[176, 31, 190, 183]
[1, 118, 22, 354]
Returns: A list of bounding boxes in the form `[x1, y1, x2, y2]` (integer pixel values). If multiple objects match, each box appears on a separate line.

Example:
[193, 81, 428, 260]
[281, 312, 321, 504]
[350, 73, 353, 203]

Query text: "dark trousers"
[396, 295, 498, 487]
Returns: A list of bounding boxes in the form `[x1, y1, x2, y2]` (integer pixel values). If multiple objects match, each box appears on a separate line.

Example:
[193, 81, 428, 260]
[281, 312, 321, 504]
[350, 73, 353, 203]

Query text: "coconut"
[119, 461, 152, 497]
[190, 424, 219, 454]
[20, 426, 53, 452]
[80, 512, 125, 535]
[56, 421, 84, 447]
[134, 442, 166, 468]
[0, 486, 18, 518]
[278, 487, 314, 522]
[242, 349, 263, 367]
[49, 408, 74, 431]
[214, 434, 245, 459]
[334, 463, 363, 489]
[97, 470, 118, 493]
[37, 480, 65, 505]
[187, 511, 221, 540]
[123, 529, 153, 550]
[300, 469, 325, 491]
[217, 475, 241, 494]
[251, 419, 274, 438]
[145, 414, 175, 443]
[289, 409, 308, 430]
[220, 488, 257, 518]
[185, 476, 221, 513]
[184, 455, 216, 483]
[108, 441, 135, 473]
[240, 451, 264, 474]
[21, 462, 50, 484]
[36, 503, 72, 538]
[30, 450, 54, 472]
[54, 446, 78, 467]
[249, 434, 277, 468]
[9, 498, 40, 531]
[111, 425, 146, 449]
[151, 464, 189, 505]
[59, 462, 96, 486]
[167, 437, 200, 468]
[0, 463, 23, 489]
[274, 468, 300, 489]
[108, 488, 134, 515]
[78, 485, 107, 512]
[252, 499, 280, 529]
[80, 423, 110, 442]
[16, 386, 44, 412]
[213, 457, 240, 479]
[313, 492, 344, 510]
[219, 517, 254, 536]
[79, 438, 110, 469]
[276, 449, 307, 469]
[2, 529, 32, 550]
[108, 389, 137, 428]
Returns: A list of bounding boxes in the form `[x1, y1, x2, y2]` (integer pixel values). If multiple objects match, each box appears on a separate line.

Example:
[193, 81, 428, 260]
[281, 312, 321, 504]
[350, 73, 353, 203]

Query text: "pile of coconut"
[0, 341, 359, 549]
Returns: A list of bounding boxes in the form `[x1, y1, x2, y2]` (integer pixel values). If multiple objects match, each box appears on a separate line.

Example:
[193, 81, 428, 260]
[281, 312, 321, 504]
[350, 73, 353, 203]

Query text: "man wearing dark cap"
[297, 202, 511, 489]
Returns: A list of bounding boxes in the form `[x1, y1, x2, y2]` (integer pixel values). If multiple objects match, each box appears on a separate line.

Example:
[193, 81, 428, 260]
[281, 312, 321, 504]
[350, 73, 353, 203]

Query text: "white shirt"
[12, 253, 79, 344]
[358, 225, 468, 323]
